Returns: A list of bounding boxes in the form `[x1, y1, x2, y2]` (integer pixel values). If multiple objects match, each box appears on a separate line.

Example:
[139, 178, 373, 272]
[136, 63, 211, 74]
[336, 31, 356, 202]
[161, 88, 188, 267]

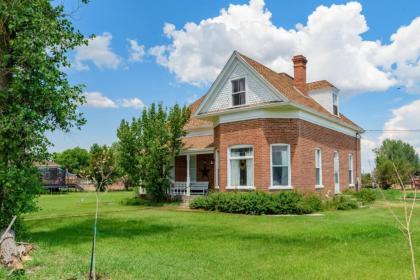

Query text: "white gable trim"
[194, 52, 288, 116]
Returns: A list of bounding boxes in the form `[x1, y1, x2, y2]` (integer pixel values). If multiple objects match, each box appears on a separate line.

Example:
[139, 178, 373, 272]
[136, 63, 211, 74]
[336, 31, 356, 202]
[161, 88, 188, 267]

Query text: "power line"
[364, 129, 420, 132]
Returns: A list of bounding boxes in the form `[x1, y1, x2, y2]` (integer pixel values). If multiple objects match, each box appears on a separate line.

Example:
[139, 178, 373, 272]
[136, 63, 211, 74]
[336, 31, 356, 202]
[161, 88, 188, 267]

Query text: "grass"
[1, 190, 420, 279]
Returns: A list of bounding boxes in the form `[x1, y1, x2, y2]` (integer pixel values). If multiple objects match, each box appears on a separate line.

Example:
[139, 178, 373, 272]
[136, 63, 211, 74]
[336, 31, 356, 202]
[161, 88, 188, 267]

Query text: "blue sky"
[51, 0, 420, 171]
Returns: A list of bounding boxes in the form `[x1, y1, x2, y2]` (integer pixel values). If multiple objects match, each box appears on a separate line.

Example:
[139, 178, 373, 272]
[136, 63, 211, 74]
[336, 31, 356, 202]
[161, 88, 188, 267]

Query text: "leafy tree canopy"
[374, 139, 420, 188]
[53, 147, 91, 174]
[117, 103, 190, 201]
[86, 144, 118, 192]
[0, 0, 88, 232]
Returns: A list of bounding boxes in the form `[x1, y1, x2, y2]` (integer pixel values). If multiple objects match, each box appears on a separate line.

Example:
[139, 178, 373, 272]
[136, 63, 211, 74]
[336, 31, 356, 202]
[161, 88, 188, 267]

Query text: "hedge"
[190, 191, 322, 215]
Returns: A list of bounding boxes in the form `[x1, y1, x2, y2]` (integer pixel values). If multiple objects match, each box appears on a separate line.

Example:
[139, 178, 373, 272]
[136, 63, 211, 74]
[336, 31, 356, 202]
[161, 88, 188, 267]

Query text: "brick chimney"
[292, 55, 308, 95]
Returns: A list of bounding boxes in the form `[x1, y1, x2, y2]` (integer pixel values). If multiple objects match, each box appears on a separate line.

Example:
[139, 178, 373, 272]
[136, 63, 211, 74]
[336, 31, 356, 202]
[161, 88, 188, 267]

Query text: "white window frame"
[231, 77, 246, 107]
[315, 148, 323, 188]
[348, 154, 354, 186]
[214, 149, 219, 189]
[269, 144, 292, 190]
[226, 145, 255, 190]
[333, 151, 340, 194]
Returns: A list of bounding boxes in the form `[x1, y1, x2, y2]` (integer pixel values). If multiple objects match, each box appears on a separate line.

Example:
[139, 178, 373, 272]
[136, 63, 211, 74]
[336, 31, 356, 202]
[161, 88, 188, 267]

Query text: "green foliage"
[324, 195, 359, 211]
[0, 1, 88, 232]
[116, 103, 190, 201]
[361, 173, 373, 187]
[190, 191, 322, 215]
[116, 119, 142, 189]
[52, 147, 90, 174]
[86, 144, 118, 191]
[374, 139, 419, 188]
[352, 188, 376, 204]
[0, 165, 41, 236]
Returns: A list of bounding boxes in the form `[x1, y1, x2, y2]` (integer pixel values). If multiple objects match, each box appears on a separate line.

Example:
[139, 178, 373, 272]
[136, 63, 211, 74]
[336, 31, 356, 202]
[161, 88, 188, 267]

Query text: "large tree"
[0, 1, 88, 232]
[86, 144, 118, 192]
[117, 103, 190, 201]
[53, 147, 91, 174]
[374, 139, 420, 188]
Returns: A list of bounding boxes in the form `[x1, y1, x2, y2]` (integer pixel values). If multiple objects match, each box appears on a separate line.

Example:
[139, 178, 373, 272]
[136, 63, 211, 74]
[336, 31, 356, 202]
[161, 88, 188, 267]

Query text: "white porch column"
[186, 154, 191, 196]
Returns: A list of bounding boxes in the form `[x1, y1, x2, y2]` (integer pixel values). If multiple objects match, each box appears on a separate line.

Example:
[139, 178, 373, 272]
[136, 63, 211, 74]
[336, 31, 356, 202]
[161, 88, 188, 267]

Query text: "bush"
[324, 195, 358, 211]
[353, 188, 376, 204]
[190, 191, 322, 215]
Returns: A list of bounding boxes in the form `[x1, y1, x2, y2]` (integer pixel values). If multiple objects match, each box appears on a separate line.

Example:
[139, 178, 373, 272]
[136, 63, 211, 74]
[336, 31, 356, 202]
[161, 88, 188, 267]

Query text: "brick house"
[171, 51, 363, 196]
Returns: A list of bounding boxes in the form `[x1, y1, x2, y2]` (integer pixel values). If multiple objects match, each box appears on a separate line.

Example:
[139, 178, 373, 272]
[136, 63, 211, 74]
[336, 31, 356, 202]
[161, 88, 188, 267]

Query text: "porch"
[170, 150, 216, 196]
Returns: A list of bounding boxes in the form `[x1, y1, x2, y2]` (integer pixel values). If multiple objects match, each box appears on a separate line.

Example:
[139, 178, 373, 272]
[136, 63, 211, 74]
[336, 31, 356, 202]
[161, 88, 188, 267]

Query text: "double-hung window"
[229, 146, 253, 187]
[271, 144, 291, 188]
[232, 78, 246, 106]
[348, 154, 354, 185]
[315, 149, 322, 187]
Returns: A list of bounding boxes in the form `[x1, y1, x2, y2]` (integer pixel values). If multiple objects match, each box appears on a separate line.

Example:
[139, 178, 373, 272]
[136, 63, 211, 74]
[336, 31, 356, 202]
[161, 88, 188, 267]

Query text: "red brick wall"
[214, 118, 360, 194]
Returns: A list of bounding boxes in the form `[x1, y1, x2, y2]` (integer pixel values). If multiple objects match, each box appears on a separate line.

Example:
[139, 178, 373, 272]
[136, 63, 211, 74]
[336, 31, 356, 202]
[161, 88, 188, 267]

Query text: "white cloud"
[119, 98, 146, 109]
[361, 99, 420, 171]
[380, 99, 420, 154]
[84, 92, 118, 108]
[150, 0, 420, 95]
[74, 32, 121, 70]
[127, 39, 146, 62]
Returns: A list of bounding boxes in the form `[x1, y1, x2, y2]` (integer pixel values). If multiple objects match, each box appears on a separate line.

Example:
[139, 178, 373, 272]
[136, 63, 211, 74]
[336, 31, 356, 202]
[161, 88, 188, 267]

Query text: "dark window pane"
[273, 166, 288, 186]
[232, 92, 245, 106]
[232, 78, 245, 93]
[238, 78, 245, 91]
[316, 168, 321, 185]
[232, 80, 239, 93]
[333, 105, 338, 115]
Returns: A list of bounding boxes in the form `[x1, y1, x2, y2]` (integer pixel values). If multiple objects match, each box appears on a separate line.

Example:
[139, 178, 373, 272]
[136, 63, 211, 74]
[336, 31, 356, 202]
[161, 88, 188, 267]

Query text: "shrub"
[324, 195, 358, 211]
[298, 194, 322, 214]
[352, 188, 376, 204]
[190, 191, 321, 215]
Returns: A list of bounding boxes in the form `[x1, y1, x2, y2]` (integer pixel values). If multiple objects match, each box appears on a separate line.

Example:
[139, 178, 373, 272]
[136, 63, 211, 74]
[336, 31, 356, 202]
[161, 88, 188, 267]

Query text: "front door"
[333, 152, 340, 193]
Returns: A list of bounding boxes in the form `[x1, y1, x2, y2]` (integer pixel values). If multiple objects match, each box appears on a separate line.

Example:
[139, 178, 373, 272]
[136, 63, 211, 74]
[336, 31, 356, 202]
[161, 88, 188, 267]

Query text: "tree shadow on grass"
[28, 218, 174, 247]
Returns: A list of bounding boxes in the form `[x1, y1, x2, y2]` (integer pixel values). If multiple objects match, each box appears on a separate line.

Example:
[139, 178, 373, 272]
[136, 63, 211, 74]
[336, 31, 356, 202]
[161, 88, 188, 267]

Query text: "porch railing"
[169, 181, 209, 196]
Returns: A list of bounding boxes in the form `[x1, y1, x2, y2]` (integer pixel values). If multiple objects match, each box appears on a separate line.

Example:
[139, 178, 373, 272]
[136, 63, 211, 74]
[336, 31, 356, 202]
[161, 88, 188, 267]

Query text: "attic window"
[333, 93, 339, 115]
[232, 78, 246, 106]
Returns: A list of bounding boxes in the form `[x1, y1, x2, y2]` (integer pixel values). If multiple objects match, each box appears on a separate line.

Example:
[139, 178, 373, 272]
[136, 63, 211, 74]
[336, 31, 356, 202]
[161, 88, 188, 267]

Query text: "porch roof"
[182, 135, 214, 151]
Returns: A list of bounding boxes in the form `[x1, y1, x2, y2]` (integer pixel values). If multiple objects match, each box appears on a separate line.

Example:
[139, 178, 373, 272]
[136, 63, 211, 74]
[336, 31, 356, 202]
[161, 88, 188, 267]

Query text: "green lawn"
[1, 191, 420, 279]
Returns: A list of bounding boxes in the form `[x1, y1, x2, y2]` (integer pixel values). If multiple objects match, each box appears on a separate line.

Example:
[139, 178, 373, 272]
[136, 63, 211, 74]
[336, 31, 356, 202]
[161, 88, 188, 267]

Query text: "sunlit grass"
[1, 190, 419, 279]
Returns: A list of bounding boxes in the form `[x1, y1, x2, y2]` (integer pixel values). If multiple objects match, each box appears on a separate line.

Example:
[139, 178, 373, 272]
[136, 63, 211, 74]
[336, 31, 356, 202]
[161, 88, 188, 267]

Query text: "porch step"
[179, 196, 193, 209]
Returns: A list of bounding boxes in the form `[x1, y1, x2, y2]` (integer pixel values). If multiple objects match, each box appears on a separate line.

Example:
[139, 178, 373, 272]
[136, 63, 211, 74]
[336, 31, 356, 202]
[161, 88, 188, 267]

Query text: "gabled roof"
[184, 95, 213, 130]
[237, 52, 362, 131]
[307, 80, 337, 91]
[182, 135, 214, 150]
[186, 51, 362, 132]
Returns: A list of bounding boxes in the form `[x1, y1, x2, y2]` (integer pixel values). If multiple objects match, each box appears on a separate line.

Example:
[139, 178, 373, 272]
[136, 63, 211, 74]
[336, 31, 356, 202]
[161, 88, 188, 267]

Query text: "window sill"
[226, 186, 256, 190]
[269, 186, 293, 190]
[315, 185, 324, 189]
[349, 184, 355, 188]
